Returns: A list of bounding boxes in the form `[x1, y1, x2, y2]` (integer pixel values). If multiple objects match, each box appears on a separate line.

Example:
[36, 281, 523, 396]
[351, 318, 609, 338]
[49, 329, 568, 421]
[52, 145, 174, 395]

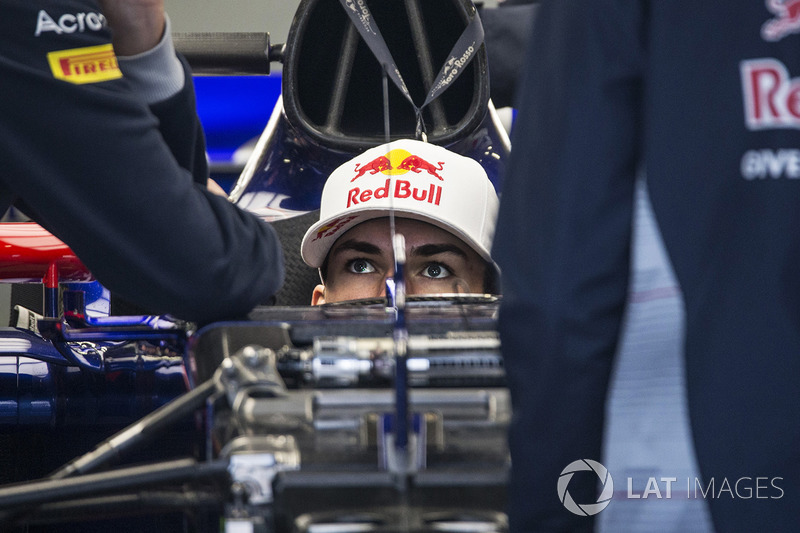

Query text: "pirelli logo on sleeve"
[47, 43, 122, 84]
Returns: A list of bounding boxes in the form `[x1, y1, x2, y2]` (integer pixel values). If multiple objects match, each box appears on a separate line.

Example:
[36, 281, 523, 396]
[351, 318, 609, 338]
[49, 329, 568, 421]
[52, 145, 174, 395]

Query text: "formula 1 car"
[0, 0, 513, 531]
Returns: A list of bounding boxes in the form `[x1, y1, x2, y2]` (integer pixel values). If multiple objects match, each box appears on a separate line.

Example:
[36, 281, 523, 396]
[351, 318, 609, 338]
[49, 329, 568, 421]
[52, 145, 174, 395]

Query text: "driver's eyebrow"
[329, 239, 384, 258]
[411, 243, 468, 259]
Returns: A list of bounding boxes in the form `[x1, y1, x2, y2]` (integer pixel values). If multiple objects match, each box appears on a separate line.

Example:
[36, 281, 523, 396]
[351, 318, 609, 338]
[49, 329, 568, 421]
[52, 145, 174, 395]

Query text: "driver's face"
[312, 218, 487, 305]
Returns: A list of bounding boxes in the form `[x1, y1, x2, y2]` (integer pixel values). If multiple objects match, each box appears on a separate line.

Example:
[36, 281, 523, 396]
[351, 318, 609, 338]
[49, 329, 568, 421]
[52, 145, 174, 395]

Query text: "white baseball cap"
[301, 139, 499, 269]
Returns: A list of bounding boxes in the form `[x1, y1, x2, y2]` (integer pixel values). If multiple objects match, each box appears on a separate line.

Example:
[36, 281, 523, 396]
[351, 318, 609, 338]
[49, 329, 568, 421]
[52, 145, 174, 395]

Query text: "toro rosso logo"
[762, 0, 800, 41]
[433, 44, 476, 93]
[741, 58, 800, 129]
[345, 0, 378, 36]
[347, 148, 445, 208]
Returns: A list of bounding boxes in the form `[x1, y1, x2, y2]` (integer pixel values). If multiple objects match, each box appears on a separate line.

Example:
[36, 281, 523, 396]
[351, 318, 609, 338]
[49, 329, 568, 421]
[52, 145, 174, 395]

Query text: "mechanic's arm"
[492, 1, 645, 531]
[0, 1, 283, 324]
[101, 0, 214, 190]
[98, 0, 166, 57]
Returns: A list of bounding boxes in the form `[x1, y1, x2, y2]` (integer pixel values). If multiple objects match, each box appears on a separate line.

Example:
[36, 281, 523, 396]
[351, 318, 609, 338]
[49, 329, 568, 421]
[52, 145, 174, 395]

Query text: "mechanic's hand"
[98, 0, 166, 56]
[207, 178, 229, 198]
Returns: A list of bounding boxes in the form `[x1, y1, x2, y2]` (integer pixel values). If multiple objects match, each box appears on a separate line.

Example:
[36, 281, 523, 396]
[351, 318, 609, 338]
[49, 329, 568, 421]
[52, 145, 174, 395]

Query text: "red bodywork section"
[0, 223, 92, 283]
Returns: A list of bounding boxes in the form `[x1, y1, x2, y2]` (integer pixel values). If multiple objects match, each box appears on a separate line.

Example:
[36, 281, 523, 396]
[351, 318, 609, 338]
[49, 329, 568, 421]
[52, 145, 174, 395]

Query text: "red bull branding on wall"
[346, 148, 445, 208]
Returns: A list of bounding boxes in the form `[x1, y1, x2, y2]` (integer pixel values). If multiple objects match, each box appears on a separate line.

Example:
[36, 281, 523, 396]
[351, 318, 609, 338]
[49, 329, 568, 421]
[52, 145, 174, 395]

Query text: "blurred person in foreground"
[301, 139, 499, 304]
[0, 0, 284, 324]
[493, 1, 800, 531]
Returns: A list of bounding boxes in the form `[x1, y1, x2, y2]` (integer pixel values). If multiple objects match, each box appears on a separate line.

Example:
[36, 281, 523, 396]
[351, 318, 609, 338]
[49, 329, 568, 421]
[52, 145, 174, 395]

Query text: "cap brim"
[301, 206, 494, 268]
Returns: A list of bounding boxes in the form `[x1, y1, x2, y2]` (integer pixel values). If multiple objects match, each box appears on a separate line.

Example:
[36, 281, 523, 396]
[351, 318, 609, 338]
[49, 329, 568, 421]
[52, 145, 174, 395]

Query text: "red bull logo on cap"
[762, 0, 800, 41]
[350, 149, 445, 182]
[351, 155, 393, 181]
[346, 149, 446, 209]
[396, 155, 444, 180]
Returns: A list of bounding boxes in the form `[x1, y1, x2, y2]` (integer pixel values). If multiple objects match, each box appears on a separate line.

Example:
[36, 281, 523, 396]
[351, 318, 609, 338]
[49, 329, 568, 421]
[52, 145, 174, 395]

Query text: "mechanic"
[493, 1, 800, 532]
[300, 139, 499, 304]
[0, 0, 283, 324]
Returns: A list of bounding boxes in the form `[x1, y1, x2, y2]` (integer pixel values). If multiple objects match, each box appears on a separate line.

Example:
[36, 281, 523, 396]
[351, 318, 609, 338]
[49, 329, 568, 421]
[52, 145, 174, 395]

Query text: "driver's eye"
[347, 258, 376, 274]
[423, 263, 451, 279]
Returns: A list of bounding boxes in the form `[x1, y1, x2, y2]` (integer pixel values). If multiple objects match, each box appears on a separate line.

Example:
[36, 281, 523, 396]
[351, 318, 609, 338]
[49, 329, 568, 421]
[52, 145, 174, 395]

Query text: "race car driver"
[300, 139, 499, 304]
[0, 0, 284, 324]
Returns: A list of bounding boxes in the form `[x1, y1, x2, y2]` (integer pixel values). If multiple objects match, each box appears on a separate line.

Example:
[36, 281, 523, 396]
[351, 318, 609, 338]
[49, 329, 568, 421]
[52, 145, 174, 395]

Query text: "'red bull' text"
[347, 179, 442, 208]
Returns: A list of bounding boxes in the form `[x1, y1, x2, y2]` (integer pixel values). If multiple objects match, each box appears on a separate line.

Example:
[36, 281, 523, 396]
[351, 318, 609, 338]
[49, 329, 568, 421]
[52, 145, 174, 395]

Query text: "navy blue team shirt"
[494, 1, 800, 531]
[0, 1, 284, 324]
